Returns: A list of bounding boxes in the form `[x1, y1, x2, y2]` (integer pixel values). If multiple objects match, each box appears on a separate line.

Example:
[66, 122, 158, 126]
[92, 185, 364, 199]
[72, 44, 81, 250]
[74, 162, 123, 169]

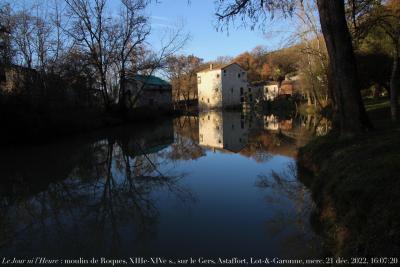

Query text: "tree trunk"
[373, 83, 381, 99]
[119, 65, 128, 112]
[98, 66, 110, 110]
[307, 91, 312, 106]
[317, 0, 373, 136]
[390, 44, 399, 121]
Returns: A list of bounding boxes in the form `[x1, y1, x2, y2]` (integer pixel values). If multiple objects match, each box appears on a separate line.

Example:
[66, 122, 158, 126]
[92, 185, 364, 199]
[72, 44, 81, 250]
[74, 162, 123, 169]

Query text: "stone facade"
[197, 63, 249, 109]
[126, 75, 172, 109]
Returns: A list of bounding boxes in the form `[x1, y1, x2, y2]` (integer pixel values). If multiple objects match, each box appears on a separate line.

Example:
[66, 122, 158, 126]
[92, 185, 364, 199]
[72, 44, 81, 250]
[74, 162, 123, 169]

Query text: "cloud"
[150, 16, 171, 22]
[150, 16, 181, 29]
[151, 23, 178, 29]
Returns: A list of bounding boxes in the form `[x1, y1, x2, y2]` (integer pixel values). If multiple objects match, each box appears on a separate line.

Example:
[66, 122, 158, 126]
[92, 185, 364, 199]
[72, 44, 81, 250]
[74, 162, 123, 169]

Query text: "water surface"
[0, 111, 329, 260]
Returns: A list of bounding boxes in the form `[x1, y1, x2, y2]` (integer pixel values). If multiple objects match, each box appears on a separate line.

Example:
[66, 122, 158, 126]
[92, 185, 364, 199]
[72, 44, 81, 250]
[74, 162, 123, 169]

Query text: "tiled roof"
[197, 63, 244, 73]
[133, 75, 170, 86]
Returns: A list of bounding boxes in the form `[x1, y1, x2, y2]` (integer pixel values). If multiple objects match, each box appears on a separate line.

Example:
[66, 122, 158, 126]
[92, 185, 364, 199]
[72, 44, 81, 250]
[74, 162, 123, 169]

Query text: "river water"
[0, 111, 330, 261]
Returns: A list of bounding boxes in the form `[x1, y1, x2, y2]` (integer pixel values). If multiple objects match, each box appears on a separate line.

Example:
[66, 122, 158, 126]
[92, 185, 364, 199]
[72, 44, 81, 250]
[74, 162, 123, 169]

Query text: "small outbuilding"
[127, 75, 172, 109]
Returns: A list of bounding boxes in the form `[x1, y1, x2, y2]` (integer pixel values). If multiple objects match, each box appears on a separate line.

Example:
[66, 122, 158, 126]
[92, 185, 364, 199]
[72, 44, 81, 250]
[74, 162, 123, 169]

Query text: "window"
[200, 134, 203, 142]
[241, 122, 244, 129]
[240, 87, 243, 95]
[218, 139, 221, 144]
[215, 88, 219, 92]
[197, 76, 201, 84]
[240, 97, 244, 103]
[249, 88, 251, 92]
[217, 74, 220, 78]
[207, 98, 210, 103]
[238, 73, 241, 78]
[249, 95, 253, 102]
[216, 126, 219, 130]
[223, 70, 227, 76]
[208, 115, 210, 120]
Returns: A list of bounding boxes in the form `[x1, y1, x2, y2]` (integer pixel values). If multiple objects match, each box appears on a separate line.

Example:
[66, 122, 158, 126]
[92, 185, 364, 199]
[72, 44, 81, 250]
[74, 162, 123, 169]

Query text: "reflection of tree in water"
[256, 163, 323, 257]
[0, 133, 193, 255]
[167, 116, 206, 161]
[243, 114, 332, 160]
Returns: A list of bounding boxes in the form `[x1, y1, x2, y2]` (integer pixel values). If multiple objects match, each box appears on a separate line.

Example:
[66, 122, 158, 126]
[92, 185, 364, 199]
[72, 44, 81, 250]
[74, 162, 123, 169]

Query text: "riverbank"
[0, 105, 181, 145]
[298, 98, 400, 257]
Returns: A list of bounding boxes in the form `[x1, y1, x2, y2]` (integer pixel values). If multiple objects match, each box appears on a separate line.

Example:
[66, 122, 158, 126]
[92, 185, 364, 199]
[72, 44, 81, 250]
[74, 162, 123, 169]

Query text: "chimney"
[210, 64, 213, 70]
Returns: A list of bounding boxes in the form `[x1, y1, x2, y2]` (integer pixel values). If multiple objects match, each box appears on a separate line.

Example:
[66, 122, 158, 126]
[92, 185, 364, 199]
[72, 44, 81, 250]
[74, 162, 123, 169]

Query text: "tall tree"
[216, 0, 373, 136]
[316, 0, 372, 133]
[0, 4, 13, 65]
[355, 0, 400, 121]
[13, 10, 35, 68]
[114, 0, 150, 111]
[165, 54, 203, 107]
[65, 0, 117, 108]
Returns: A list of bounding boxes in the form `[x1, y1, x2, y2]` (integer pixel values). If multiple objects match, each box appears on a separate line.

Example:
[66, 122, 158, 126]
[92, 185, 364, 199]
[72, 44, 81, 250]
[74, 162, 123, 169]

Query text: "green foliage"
[356, 51, 392, 90]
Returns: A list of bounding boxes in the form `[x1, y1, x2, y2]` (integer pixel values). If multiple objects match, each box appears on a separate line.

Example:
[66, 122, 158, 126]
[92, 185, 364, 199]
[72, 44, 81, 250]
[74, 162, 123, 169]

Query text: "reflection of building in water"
[279, 118, 293, 131]
[264, 114, 293, 131]
[199, 111, 249, 153]
[264, 115, 280, 131]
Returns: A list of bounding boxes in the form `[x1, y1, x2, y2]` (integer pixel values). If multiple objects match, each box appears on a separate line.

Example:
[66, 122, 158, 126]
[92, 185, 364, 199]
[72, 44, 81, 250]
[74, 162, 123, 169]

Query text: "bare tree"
[294, 0, 329, 108]
[65, 0, 118, 108]
[165, 54, 202, 108]
[13, 9, 34, 68]
[48, 0, 67, 73]
[128, 24, 190, 108]
[0, 3, 14, 65]
[114, 0, 150, 111]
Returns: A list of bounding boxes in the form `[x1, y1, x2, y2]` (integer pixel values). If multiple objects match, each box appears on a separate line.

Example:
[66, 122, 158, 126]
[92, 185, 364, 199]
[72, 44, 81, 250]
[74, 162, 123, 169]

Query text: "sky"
[18, 0, 295, 62]
[146, 0, 295, 62]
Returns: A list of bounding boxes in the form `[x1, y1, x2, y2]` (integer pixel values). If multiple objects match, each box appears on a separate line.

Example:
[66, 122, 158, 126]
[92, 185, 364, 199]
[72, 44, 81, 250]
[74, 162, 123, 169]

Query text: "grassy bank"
[298, 98, 400, 257]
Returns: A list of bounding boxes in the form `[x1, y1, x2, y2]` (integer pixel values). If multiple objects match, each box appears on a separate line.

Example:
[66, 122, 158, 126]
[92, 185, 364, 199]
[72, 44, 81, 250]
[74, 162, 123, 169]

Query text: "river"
[0, 111, 330, 261]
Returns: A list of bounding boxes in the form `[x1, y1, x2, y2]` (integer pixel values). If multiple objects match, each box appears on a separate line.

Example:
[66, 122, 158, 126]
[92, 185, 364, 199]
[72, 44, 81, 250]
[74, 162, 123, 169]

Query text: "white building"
[264, 82, 280, 101]
[198, 111, 249, 153]
[197, 63, 249, 109]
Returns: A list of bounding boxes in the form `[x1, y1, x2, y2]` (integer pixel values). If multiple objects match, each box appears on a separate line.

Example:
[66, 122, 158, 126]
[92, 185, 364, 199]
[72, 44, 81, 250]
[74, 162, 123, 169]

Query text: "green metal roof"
[134, 75, 170, 86]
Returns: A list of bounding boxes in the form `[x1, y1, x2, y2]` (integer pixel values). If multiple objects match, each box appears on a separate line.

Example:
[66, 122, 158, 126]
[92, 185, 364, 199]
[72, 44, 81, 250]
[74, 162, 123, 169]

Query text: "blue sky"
[147, 0, 294, 61]
[19, 0, 294, 61]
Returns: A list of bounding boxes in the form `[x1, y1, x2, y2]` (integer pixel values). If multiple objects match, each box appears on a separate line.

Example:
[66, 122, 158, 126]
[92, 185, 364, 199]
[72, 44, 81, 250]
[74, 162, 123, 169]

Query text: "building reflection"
[0, 111, 331, 257]
[198, 111, 249, 153]
[122, 119, 174, 158]
[0, 120, 192, 257]
[264, 114, 293, 132]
